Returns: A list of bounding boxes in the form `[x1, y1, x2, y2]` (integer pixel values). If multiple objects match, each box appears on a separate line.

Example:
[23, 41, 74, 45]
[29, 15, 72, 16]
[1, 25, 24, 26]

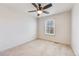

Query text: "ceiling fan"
[28, 3, 52, 16]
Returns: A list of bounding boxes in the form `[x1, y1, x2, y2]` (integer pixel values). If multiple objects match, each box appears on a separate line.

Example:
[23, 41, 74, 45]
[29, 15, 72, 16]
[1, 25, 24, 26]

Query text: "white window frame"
[45, 19, 55, 35]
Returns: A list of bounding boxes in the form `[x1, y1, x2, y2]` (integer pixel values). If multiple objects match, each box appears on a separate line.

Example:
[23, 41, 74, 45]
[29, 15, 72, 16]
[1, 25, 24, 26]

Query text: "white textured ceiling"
[0, 3, 74, 17]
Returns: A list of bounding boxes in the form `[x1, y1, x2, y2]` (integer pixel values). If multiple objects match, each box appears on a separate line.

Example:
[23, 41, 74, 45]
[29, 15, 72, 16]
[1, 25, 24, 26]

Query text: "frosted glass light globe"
[37, 10, 42, 14]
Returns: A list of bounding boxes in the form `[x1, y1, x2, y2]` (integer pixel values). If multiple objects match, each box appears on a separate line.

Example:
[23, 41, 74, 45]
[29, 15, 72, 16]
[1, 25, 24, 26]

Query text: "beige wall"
[71, 4, 79, 56]
[0, 5, 37, 51]
[37, 11, 71, 45]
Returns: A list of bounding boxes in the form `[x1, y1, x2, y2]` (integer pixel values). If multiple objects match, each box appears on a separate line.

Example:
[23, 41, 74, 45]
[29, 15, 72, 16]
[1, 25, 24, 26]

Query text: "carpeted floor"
[0, 39, 74, 56]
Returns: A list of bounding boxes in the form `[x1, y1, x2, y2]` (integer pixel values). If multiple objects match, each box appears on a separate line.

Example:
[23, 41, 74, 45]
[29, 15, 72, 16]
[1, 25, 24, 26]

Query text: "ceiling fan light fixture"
[37, 10, 42, 14]
[28, 3, 52, 16]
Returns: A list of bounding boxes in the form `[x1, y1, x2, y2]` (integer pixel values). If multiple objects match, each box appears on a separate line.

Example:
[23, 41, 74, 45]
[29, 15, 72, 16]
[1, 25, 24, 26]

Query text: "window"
[45, 19, 55, 35]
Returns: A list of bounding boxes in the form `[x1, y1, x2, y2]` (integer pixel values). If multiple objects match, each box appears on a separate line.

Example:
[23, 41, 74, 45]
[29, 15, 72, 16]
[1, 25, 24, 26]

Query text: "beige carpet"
[0, 39, 74, 56]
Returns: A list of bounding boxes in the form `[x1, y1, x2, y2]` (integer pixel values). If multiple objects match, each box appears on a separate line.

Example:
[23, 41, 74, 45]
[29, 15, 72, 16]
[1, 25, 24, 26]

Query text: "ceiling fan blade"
[43, 11, 49, 14]
[32, 3, 37, 9]
[28, 10, 36, 12]
[37, 3, 42, 10]
[43, 3, 52, 10]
